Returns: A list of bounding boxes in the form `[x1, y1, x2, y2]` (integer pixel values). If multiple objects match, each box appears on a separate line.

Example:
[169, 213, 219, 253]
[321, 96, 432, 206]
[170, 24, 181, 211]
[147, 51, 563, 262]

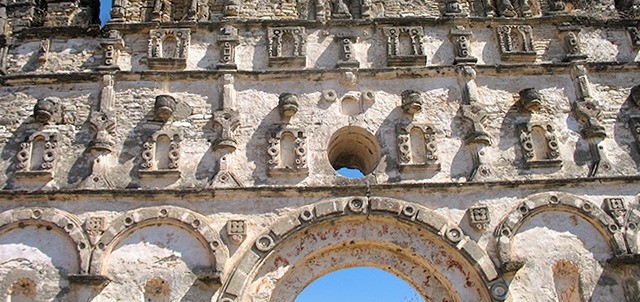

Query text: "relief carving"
[278, 93, 300, 120]
[396, 123, 440, 171]
[604, 198, 627, 226]
[558, 24, 587, 62]
[629, 27, 640, 49]
[151, 0, 197, 22]
[544, 0, 566, 15]
[336, 35, 359, 68]
[139, 131, 182, 180]
[212, 109, 240, 150]
[519, 124, 562, 168]
[15, 130, 58, 182]
[443, 0, 467, 17]
[496, 25, 536, 62]
[226, 220, 246, 244]
[491, 0, 532, 17]
[468, 205, 490, 230]
[268, 27, 306, 67]
[218, 25, 239, 70]
[268, 128, 308, 176]
[382, 27, 427, 67]
[148, 28, 190, 70]
[98, 30, 125, 70]
[450, 26, 477, 65]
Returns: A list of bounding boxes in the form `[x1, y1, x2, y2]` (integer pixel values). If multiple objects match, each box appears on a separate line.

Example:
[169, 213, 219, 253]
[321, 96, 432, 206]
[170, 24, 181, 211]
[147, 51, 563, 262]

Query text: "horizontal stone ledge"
[2, 62, 638, 86]
[0, 174, 637, 201]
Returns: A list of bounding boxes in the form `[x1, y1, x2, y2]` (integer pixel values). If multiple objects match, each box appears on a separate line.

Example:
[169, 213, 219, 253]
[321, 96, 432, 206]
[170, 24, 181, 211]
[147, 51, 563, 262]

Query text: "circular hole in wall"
[328, 126, 381, 177]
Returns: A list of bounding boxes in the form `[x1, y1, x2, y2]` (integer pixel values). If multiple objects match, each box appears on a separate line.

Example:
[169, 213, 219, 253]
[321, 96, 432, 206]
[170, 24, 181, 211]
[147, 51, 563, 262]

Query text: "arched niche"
[218, 197, 506, 302]
[495, 192, 626, 272]
[0, 207, 88, 301]
[90, 206, 227, 280]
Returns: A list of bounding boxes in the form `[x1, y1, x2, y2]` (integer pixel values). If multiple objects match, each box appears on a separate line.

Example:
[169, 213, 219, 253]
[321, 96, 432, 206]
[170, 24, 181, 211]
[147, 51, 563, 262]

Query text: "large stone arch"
[494, 192, 627, 271]
[219, 197, 506, 302]
[0, 207, 90, 274]
[90, 206, 227, 278]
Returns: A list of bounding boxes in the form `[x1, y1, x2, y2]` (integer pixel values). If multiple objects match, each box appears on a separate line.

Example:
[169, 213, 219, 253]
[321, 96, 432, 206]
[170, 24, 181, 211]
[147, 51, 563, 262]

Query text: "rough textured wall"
[0, 0, 639, 301]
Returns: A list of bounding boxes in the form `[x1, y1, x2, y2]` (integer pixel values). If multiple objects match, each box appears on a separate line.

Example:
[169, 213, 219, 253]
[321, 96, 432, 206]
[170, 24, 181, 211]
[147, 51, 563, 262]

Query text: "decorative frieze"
[382, 27, 427, 67]
[396, 123, 440, 171]
[147, 28, 190, 70]
[268, 128, 308, 176]
[268, 27, 306, 67]
[218, 25, 239, 70]
[450, 26, 477, 65]
[15, 130, 58, 182]
[496, 25, 536, 62]
[558, 24, 587, 62]
[468, 205, 490, 230]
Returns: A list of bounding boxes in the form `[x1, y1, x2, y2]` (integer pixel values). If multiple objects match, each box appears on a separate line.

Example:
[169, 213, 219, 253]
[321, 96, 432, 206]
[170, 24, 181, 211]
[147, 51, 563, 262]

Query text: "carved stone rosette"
[226, 220, 246, 244]
[519, 124, 562, 168]
[450, 26, 477, 65]
[496, 25, 536, 62]
[267, 27, 306, 67]
[382, 27, 427, 67]
[15, 130, 58, 182]
[147, 28, 190, 70]
[396, 123, 440, 172]
[267, 128, 308, 176]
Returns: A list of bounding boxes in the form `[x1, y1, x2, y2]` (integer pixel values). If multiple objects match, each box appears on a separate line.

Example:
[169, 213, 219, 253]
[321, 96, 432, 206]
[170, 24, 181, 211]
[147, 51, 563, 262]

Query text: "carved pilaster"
[558, 24, 587, 62]
[268, 27, 306, 68]
[218, 26, 239, 70]
[450, 26, 477, 65]
[496, 25, 536, 62]
[382, 27, 427, 67]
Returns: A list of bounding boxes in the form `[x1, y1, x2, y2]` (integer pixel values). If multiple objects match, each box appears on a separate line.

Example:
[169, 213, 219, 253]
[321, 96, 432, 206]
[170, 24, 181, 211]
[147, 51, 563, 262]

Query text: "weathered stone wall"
[0, 0, 639, 301]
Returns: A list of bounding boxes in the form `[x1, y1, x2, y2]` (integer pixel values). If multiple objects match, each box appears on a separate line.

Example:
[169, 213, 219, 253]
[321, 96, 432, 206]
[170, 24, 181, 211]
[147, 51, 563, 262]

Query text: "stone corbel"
[109, 0, 125, 22]
[217, 25, 239, 70]
[442, 0, 467, 17]
[545, 0, 566, 15]
[558, 23, 587, 62]
[98, 30, 125, 71]
[278, 93, 299, 121]
[400, 90, 423, 115]
[223, 0, 241, 17]
[449, 26, 477, 65]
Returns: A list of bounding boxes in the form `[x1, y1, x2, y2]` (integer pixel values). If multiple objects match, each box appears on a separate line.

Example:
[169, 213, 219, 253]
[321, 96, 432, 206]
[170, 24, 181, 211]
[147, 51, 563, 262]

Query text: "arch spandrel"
[0, 207, 90, 274]
[218, 197, 506, 302]
[89, 206, 228, 279]
[494, 192, 627, 271]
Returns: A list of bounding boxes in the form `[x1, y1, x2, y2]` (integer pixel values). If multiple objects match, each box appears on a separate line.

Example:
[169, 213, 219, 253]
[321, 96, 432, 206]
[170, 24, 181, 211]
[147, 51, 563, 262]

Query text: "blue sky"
[97, 3, 421, 300]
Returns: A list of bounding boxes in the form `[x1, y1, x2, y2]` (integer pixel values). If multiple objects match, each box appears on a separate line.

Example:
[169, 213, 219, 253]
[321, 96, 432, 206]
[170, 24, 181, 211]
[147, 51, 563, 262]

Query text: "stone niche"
[382, 26, 427, 67]
[396, 123, 440, 172]
[518, 124, 562, 168]
[267, 27, 307, 68]
[267, 128, 308, 176]
[147, 28, 191, 70]
[15, 130, 59, 183]
[139, 131, 181, 181]
[496, 25, 536, 62]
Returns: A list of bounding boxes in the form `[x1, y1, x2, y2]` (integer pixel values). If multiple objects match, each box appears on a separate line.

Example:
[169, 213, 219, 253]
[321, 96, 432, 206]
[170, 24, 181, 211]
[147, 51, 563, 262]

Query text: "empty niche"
[8, 278, 36, 302]
[15, 130, 58, 182]
[267, 27, 306, 67]
[496, 25, 536, 62]
[147, 29, 191, 70]
[519, 124, 561, 168]
[397, 123, 440, 171]
[382, 27, 427, 66]
[268, 129, 308, 176]
[328, 126, 381, 176]
[144, 277, 171, 302]
[553, 260, 581, 302]
[139, 132, 181, 181]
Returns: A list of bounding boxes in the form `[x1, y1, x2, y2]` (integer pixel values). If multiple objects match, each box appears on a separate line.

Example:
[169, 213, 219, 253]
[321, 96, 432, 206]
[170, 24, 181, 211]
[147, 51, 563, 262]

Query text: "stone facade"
[0, 0, 639, 301]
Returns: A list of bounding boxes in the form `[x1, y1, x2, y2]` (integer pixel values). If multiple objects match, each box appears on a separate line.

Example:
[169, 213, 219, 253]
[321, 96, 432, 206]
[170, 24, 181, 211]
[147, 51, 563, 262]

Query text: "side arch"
[0, 206, 90, 274]
[494, 192, 627, 271]
[90, 206, 228, 278]
[218, 197, 506, 302]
